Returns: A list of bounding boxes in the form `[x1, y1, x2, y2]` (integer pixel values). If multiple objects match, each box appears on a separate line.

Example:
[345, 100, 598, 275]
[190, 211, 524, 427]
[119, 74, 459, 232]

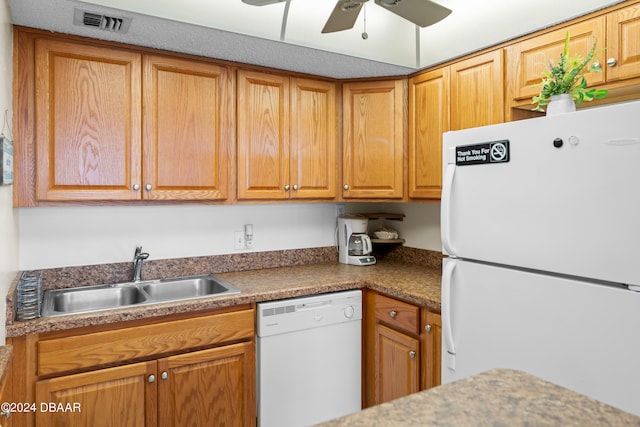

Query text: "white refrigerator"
[440, 100, 640, 416]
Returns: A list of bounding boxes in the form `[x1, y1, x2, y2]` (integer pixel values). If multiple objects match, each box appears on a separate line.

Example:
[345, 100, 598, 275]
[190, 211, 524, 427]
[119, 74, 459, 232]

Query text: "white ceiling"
[8, 0, 625, 78]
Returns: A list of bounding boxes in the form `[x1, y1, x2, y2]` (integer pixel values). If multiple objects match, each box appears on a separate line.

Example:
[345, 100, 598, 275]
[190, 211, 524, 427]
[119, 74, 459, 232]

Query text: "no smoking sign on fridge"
[455, 140, 510, 166]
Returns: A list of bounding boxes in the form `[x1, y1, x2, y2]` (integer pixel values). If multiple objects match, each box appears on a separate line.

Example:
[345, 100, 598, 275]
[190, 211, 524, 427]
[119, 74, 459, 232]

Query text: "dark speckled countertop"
[6, 247, 639, 425]
[6, 256, 441, 337]
[317, 368, 640, 427]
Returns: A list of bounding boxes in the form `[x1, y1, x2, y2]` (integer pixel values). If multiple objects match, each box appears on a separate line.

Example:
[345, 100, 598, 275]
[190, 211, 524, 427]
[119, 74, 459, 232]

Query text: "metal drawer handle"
[425, 324, 432, 332]
[389, 310, 397, 319]
[409, 351, 416, 359]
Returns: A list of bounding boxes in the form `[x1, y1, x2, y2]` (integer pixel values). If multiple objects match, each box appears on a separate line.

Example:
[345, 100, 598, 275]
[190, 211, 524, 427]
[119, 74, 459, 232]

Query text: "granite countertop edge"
[316, 368, 640, 427]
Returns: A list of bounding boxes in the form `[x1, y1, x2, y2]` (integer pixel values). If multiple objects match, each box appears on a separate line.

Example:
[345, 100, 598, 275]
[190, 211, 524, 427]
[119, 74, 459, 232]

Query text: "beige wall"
[0, 0, 15, 343]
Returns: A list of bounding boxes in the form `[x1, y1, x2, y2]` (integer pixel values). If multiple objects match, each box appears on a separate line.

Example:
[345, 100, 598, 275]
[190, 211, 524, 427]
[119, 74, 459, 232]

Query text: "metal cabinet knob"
[148, 374, 156, 383]
[145, 184, 152, 191]
[389, 310, 397, 319]
[425, 324, 432, 332]
[409, 351, 416, 359]
[133, 184, 140, 191]
[284, 185, 290, 191]
[607, 57, 617, 67]
[161, 371, 168, 380]
[343, 184, 349, 191]
[293, 184, 298, 191]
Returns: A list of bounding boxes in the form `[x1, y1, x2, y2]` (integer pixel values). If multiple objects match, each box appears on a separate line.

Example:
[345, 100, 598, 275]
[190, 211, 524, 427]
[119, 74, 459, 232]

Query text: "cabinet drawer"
[372, 293, 419, 335]
[37, 309, 254, 376]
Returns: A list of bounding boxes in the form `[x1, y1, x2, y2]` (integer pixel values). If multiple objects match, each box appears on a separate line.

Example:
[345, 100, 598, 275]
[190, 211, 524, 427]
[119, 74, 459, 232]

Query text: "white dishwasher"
[257, 290, 362, 427]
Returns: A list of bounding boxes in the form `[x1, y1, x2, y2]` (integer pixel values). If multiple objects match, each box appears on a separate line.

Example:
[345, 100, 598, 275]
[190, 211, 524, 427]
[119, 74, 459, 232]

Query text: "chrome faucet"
[132, 246, 150, 282]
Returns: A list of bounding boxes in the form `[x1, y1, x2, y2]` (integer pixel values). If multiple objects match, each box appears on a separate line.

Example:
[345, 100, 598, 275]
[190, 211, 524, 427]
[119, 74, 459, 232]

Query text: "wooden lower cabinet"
[12, 308, 255, 427]
[375, 324, 420, 403]
[35, 362, 156, 427]
[158, 343, 254, 427]
[363, 291, 441, 408]
[34, 343, 254, 427]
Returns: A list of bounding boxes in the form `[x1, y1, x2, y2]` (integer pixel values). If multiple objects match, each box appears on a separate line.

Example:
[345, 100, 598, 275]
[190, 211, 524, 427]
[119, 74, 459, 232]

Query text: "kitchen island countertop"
[316, 368, 640, 427]
[6, 261, 441, 337]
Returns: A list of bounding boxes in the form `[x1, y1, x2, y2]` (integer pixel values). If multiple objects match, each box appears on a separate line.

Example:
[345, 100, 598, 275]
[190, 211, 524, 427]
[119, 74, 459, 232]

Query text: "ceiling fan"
[241, 0, 452, 34]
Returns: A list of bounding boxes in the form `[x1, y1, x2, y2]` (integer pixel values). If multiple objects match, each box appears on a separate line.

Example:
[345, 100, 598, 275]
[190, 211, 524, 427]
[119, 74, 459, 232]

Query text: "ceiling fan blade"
[374, 0, 451, 27]
[321, 1, 364, 34]
[241, 0, 285, 5]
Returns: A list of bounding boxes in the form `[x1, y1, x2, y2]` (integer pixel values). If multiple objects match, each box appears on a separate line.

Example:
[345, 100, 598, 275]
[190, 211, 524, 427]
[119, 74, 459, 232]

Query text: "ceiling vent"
[73, 8, 132, 33]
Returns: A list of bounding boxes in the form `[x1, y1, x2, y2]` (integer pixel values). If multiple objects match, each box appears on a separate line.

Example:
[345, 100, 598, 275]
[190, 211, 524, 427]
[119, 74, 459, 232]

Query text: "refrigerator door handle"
[441, 148, 457, 256]
[442, 259, 457, 370]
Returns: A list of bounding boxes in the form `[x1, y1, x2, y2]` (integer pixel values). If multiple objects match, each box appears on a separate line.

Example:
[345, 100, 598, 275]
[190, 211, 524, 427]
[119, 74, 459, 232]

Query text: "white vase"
[546, 94, 576, 116]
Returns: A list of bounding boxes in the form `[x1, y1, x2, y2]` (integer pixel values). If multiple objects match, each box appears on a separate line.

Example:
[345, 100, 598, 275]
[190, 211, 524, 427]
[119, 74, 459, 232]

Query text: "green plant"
[532, 32, 608, 112]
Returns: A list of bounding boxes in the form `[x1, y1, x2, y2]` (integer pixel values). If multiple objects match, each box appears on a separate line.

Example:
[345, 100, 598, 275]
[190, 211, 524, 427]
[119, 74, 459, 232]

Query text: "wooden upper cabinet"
[450, 49, 504, 131]
[290, 77, 337, 199]
[342, 80, 405, 199]
[408, 68, 449, 199]
[606, 3, 640, 82]
[505, 18, 606, 103]
[237, 70, 290, 200]
[35, 38, 142, 201]
[142, 55, 233, 201]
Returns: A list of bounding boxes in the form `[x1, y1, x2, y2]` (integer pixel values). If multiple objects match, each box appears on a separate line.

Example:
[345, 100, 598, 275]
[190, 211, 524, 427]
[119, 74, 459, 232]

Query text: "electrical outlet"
[234, 231, 246, 250]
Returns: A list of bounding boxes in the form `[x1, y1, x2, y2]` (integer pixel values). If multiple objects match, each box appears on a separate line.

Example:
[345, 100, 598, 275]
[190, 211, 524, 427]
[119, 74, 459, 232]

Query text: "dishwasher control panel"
[256, 290, 362, 337]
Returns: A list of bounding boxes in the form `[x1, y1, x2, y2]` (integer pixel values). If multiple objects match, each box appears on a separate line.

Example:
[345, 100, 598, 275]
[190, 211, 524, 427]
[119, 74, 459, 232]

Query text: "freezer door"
[441, 101, 640, 287]
[441, 258, 640, 416]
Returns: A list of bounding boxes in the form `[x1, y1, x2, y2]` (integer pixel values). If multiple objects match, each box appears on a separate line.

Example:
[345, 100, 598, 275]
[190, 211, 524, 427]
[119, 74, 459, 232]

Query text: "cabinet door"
[237, 70, 290, 200]
[422, 311, 442, 390]
[290, 78, 337, 199]
[143, 55, 232, 200]
[34, 38, 142, 201]
[375, 323, 420, 404]
[35, 361, 157, 427]
[505, 19, 606, 103]
[408, 68, 449, 199]
[606, 3, 640, 82]
[157, 342, 255, 427]
[342, 80, 404, 199]
[451, 49, 504, 131]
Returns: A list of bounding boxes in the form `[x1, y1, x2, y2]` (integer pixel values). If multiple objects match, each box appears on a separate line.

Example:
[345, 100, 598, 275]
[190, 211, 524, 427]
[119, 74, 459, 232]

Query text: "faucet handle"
[134, 246, 142, 260]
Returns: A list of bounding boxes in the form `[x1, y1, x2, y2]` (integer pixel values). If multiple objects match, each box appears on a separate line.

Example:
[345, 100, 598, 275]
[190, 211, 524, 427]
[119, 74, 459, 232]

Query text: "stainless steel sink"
[41, 274, 241, 317]
[142, 276, 240, 301]
[43, 284, 147, 316]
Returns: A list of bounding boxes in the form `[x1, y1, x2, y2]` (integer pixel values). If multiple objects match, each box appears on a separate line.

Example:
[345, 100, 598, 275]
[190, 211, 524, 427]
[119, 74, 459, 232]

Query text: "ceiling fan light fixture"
[341, 0, 368, 12]
[380, 0, 401, 7]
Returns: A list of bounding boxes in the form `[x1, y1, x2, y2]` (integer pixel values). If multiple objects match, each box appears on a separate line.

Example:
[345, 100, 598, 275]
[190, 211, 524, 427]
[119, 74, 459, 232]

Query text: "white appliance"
[440, 101, 640, 416]
[337, 215, 376, 266]
[256, 290, 362, 426]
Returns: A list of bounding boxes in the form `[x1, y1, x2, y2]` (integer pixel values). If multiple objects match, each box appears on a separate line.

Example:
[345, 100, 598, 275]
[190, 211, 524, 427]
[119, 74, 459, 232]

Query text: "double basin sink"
[40, 274, 241, 318]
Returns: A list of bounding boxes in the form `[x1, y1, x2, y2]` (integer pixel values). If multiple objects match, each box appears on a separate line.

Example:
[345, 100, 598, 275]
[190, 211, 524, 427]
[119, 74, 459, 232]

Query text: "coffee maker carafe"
[337, 215, 376, 266]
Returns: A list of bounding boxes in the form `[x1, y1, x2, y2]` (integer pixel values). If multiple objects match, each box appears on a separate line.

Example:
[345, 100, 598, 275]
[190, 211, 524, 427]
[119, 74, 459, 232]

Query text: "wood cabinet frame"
[8, 306, 255, 427]
[363, 290, 441, 408]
